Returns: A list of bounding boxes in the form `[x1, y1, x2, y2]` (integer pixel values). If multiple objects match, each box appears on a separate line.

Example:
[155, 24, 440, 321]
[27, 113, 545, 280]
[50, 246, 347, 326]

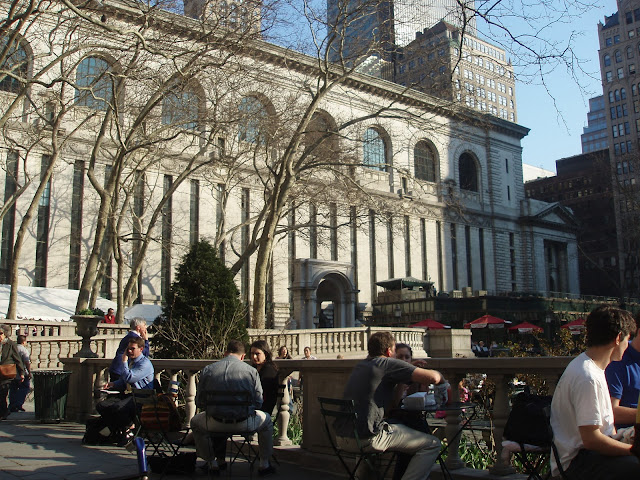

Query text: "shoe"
[198, 461, 220, 476]
[18, 407, 25, 412]
[9, 407, 18, 413]
[116, 431, 134, 447]
[258, 465, 276, 476]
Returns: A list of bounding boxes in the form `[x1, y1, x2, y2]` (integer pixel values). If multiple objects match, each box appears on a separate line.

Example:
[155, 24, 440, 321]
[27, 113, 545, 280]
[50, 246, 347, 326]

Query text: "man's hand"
[121, 352, 128, 363]
[103, 382, 114, 389]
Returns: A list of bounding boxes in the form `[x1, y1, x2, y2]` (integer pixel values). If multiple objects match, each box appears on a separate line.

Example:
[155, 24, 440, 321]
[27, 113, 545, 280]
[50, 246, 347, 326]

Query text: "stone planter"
[71, 315, 102, 358]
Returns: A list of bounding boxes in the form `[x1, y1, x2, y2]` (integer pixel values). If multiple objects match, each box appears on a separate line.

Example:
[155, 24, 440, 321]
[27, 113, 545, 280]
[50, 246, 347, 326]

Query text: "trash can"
[32, 370, 71, 423]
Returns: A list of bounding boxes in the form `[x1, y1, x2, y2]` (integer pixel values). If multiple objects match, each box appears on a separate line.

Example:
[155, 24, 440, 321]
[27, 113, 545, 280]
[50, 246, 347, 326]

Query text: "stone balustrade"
[2, 319, 130, 369]
[247, 326, 430, 358]
[60, 355, 572, 475]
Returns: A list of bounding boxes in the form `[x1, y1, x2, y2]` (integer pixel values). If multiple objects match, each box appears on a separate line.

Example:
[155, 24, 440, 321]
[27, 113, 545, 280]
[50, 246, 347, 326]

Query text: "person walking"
[0, 324, 25, 420]
[9, 335, 30, 412]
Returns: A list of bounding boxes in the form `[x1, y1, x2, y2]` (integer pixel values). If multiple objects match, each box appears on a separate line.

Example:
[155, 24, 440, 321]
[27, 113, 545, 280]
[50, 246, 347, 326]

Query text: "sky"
[508, 3, 613, 173]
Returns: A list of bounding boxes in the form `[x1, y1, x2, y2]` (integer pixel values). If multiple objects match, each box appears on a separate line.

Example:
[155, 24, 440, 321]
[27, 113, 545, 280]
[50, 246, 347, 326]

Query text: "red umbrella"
[464, 314, 511, 329]
[409, 319, 449, 329]
[508, 321, 543, 333]
[560, 318, 585, 330]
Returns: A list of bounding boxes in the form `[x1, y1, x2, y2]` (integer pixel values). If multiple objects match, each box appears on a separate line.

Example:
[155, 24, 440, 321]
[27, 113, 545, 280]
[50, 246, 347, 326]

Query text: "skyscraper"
[327, 0, 476, 64]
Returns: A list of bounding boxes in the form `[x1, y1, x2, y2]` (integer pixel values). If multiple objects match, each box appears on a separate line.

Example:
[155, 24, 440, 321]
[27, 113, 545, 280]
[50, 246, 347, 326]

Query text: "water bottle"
[134, 436, 148, 477]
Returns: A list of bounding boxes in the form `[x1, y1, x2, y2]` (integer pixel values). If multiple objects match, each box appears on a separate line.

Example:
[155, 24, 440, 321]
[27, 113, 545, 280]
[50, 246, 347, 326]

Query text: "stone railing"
[2, 319, 129, 369]
[247, 326, 431, 358]
[60, 356, 572, 475]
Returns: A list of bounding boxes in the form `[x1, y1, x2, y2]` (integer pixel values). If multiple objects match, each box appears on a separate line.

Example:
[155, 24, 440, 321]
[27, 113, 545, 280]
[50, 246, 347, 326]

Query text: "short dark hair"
[226, 340, 245, 354]
[368, 332, 395, 357]
[395, 343, 413, 357]
[251, 339, 276, 369]
[586, 305, 636, 347]
[17, 335, 27, 344]
[128, 336, 145, 349]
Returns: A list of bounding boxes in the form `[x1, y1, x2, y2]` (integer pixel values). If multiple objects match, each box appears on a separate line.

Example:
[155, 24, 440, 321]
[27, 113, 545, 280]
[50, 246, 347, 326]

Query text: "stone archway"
[290, 259, 358, 329]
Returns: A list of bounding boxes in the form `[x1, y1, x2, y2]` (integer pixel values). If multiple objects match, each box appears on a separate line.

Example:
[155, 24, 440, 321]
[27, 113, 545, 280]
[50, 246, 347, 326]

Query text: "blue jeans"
[9, 377, 30, 411]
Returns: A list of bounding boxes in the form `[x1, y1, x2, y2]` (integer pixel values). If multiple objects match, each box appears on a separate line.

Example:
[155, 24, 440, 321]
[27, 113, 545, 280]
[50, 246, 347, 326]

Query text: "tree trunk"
[6, 154, 58, 319]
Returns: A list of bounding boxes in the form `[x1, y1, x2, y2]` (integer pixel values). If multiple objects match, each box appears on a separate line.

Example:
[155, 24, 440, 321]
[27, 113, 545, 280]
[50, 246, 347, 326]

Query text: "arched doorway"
[290, 259, 358, 329]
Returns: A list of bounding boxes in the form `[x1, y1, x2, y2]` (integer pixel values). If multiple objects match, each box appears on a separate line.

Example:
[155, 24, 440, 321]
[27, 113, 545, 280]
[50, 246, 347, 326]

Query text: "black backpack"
[503, 388, 553, 447]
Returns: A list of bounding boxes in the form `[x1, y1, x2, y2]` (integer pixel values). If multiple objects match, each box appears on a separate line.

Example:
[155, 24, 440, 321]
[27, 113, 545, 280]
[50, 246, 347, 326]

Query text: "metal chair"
[318, 396, 394, 480]
[132, 388, 193, 478]
[202, 389, 262, 478]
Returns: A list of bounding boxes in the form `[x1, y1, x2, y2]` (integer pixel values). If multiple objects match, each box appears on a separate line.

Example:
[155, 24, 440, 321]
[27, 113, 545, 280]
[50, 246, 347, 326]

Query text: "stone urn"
[71, 314, 102, 358]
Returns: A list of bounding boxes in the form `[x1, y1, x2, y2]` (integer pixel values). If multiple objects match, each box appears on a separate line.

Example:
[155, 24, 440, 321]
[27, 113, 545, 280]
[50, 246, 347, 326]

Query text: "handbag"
[0, 363, 17, 380]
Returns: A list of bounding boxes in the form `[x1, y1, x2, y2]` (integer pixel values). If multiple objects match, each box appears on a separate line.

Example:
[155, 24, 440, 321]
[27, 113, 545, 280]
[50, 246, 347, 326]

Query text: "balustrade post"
[543, 374, 561, 396]
[185, 370, 198, 426]
[275, 373, 292, 446]
[444, 372, 466, 470]
[488, 374, 515, 475]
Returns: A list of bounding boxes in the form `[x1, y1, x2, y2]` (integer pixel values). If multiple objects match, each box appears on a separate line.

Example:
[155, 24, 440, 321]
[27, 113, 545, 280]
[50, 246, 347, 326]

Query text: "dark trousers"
[565, 449, 640, 480]
[0, 383, 9, 418]
[9, 377, 30, 410]
[96, 394, 136, 432]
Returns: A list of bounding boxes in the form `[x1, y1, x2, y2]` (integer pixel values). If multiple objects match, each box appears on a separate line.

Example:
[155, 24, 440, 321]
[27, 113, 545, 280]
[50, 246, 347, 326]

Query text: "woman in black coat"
[249, 340, 279, 416]
[0, 324, 25, 420]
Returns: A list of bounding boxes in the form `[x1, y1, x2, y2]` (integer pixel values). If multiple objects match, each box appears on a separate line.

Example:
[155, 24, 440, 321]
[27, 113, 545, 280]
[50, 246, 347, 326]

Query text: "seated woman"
[250, 340, 279, 416]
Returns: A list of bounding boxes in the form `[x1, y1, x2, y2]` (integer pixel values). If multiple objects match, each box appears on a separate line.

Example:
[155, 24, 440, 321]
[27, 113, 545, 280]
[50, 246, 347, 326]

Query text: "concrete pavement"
[0, 401, 344, 480]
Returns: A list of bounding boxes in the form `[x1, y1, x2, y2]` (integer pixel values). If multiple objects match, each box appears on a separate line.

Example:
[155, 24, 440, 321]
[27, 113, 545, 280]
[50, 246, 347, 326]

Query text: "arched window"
[75, 56, 113, 110]
[414, 141, 436, 182]
[362, 128, 387, 171]
[604, 53, 611, 67]
[238, 96, 267, 143]
[459, 152, 478, 192]
[609, 91, 615, 103]
[0, 38, 28, 93]
[634, 84, 638, 96]
[628, 46, 634, 59]
[621, 87, 627, 100]
[615, 50, 623, 63]
[162, 89, 199, 130]
[615, 89, 621, 101]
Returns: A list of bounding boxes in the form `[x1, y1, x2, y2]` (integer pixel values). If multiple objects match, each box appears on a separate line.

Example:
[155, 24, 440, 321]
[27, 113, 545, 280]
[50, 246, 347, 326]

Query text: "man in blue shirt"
[109, 318, 149, 381]
[97, 337, 154, 437]
[605, 313, 640, 428]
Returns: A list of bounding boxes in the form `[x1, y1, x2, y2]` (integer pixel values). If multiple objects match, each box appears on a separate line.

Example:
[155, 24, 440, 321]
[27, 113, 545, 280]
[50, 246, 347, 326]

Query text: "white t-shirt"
[550, 352, 615, 476]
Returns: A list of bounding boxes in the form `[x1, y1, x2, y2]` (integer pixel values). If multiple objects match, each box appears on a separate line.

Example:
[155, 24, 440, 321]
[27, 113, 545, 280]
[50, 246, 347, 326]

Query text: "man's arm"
[579, 425, 635, 456]
[113, 357, 154, 390]
[611, 397, 638, 426]
[411, 367, 444, 386]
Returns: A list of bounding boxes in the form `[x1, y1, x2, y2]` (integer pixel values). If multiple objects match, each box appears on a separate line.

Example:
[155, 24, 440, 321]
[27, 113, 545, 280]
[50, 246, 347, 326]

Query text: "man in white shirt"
[551, 305, 640, 479]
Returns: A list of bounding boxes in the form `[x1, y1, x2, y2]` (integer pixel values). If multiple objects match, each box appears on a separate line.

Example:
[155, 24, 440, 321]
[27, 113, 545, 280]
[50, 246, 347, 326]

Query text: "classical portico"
[290, 259, 358, 329]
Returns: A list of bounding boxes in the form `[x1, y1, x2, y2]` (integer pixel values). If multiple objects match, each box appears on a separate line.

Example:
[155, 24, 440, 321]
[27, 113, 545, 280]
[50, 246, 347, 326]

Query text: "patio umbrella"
[464, 314, 511, 329]
[409, 318, 450, 329]
[507, 321, 543, 333]
[561, 318, 586, 329]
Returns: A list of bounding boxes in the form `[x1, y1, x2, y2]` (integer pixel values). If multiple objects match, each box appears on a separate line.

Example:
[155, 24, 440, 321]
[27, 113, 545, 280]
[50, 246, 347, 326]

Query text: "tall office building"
[389, 21, 517, 122]
[597, 0, 640, 296]
[327, 0, 476, 64]
[580, 95, 609, 153]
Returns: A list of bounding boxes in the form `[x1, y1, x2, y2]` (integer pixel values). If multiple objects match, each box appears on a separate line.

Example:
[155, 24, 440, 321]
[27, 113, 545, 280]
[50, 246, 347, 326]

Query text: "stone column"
[444, 372, 466, 470]
[275, 372, 292, 446]
[488, 374, 515, 475]
[185, 370, 198, 426]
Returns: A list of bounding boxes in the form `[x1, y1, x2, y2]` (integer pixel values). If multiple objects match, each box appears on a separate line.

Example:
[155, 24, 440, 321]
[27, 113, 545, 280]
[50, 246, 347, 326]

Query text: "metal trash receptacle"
[32, 370, 71, 423]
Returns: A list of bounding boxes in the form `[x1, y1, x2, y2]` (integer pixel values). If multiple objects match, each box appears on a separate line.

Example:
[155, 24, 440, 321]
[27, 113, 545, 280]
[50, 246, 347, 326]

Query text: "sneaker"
[258, 465, 276, 476]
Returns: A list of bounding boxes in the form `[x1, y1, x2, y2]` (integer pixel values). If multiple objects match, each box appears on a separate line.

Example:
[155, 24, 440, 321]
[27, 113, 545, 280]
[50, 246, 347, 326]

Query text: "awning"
[375, 277, 433, 291]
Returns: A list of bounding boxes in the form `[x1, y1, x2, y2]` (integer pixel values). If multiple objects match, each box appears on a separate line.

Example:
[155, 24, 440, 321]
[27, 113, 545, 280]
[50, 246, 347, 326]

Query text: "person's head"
[395, 343, 413, 363]
[0, 324, 10, 342]
[586, 305, 636, 360]
[632, 311, 640, 348]
[130, 317, 147, 333]
[126, 337, 145, 359]
[17, 334, 27, 346]
[336, 354, 344, 359]
[303, 346, 312, 358]
[250, 340, 274, 368]
[478, 341, 485, 347]
[368, 332, 396, 357]
[107, 308, 114, 316]
[278, 345, 290, 359]
[225, 340, 246, 359]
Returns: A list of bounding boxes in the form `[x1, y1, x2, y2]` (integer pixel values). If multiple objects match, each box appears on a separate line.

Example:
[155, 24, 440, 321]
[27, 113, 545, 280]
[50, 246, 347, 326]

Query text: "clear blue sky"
[506, 3, 613, 172]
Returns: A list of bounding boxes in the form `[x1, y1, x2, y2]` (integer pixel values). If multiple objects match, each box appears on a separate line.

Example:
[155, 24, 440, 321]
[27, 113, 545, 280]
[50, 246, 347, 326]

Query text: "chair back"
[133, 388, 182, 432]
[318, 397, 364, 450]
[203, 389, 254, 420]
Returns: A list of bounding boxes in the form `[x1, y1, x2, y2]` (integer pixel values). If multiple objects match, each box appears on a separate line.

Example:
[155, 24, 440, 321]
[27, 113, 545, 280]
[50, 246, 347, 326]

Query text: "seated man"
[605, 311, 640, 429]
[551, 305, 640, 479]
[190, 340, 274, 476]
[334, 331, 444, 480]
[109, 318, 149, 382]
[97, 337, 154, 438]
